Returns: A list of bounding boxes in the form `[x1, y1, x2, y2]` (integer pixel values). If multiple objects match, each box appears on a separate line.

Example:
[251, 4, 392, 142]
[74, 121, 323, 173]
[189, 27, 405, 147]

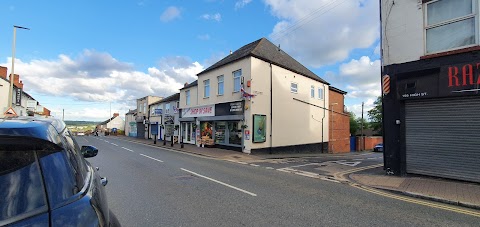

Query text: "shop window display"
[201, 122, 214, 146]
[228, 122, 242, 145]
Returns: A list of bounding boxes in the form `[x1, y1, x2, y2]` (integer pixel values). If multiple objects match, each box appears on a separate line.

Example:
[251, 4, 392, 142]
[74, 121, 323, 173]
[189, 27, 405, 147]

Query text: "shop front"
[383, 51, 480, 183]
[179, 101, 244, 151]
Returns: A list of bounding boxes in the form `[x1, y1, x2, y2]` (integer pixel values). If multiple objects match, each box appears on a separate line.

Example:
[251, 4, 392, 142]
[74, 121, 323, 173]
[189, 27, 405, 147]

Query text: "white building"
[135, 96, 162, 139]
[148, 93, 180, 142]
[124, 109, 137, 137]
[179, 38, 332, 154]
[97, 113, 125, 133]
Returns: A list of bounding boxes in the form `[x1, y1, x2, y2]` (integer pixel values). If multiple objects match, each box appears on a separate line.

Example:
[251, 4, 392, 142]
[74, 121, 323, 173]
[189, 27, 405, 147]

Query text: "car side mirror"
[81, 145, 98, 158]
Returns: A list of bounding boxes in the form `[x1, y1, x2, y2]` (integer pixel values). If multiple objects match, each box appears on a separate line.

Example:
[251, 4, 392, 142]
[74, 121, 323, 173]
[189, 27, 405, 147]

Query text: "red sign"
[448, 62, 480, 87]
[182, 105, 215, 118]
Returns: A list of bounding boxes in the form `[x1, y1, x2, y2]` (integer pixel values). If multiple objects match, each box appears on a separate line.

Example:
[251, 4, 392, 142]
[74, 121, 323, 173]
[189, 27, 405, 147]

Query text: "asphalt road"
[76, 136, 479, 227]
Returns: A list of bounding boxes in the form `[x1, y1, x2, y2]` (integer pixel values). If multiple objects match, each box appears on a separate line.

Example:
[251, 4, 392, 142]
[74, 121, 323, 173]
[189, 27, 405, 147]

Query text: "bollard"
[171, 135, 174, 147]
[181, 135, 184, 148]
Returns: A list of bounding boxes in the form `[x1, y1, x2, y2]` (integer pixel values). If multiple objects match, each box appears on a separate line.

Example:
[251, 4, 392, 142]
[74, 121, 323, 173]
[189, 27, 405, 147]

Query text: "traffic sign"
[4, 107, 18, 117]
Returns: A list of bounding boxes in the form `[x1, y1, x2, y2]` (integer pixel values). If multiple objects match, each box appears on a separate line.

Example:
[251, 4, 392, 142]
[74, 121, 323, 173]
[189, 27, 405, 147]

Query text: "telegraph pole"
[361, 102, 364, 151]
[9, 25, 29, 107]
[63, 109, 65, 121]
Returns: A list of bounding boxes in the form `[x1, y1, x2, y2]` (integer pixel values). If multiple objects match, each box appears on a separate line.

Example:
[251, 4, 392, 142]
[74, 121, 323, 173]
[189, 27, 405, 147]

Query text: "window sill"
[217, 94, 224, 96]
[203, 97, 210, 99]
[420, 46, 480, 60]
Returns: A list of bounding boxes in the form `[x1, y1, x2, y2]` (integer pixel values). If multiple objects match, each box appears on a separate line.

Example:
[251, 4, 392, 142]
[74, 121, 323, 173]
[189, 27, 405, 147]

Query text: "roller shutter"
[405, 96, 480, 183]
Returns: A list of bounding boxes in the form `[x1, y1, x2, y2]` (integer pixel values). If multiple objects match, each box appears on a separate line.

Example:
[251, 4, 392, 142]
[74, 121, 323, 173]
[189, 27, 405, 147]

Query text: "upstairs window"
[291, 82, 298, 93]
[165, 103, 170, 114]
[233, 70, 242, 92]
[318, 87, 324, 100]
[204, 79, 210, 98]
[311, 86, 315, 98]
[185, 90, 190, 105]
[218, 75, 224, 95]
[425, 0, 476, 54]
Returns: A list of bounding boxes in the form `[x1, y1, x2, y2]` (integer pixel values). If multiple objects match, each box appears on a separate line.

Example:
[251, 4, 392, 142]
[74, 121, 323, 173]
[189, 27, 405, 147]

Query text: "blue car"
[373, 143, 383, 152]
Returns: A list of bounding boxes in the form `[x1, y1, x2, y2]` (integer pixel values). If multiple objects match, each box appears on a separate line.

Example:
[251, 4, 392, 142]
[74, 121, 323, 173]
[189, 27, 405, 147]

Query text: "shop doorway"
[181, 122, 195, 144]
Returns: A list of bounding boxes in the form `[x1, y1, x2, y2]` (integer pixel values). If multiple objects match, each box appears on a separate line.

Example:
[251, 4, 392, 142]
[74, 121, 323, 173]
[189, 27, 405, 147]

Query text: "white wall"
[245, 57, 329, 151]
[124, 113, 136, 136]
[107, 116, 125, 131]
[196, 58, 249, 106]
[0, 79, 10, 117]
[180, 86, 198, 109]
[382, 0, 424, 65]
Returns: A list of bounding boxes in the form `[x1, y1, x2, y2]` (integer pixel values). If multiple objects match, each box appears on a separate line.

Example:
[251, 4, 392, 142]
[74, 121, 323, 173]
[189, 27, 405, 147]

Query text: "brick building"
[328, 87, 350, 153]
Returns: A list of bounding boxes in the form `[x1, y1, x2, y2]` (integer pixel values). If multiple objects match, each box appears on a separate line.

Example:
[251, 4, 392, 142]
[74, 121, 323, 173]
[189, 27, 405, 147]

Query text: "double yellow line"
[339, 164, 480, 217]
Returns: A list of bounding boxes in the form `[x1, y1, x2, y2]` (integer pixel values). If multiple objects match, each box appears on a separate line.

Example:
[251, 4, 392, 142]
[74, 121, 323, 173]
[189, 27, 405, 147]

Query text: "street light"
[9, 25, 30, 108]
[330, 102, 338, 152]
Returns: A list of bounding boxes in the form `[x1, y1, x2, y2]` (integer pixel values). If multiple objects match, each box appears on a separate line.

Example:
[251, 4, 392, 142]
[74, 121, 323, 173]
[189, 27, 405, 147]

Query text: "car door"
[0, 139, 50, 227]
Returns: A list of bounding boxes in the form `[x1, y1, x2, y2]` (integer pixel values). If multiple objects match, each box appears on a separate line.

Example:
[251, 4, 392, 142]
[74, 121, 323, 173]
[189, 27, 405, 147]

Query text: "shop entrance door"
[182, 122, 195, 144]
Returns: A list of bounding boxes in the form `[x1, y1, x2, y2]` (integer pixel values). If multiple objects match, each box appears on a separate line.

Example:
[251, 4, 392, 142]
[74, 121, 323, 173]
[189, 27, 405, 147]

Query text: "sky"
[0, 0, 381, 121]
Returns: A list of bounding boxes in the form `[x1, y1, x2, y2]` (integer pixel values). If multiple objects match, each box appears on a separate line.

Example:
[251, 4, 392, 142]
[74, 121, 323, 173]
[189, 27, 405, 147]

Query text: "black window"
[0, 142, 48, 222]
[38, 130, 89, 208]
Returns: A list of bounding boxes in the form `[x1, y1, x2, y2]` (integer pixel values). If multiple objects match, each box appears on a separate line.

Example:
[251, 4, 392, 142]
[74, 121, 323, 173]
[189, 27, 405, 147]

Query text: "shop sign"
[26, 100, 37, 109]
[215, 101, 243, 116]
[165, 124, 174, 137]
[444, 62, 480, 94]
[244, 130, 250, 140]
[164, 115, 174, 125]
[15, 88, 22, 106]
[154, 109, 162, 115]
[173, 106, 179, 114]
[151, 124, 158, 135]
[182, 105, 215, 118]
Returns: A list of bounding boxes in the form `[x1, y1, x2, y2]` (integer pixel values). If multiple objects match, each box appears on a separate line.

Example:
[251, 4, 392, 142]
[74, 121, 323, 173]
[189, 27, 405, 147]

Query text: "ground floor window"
[212, 121, 242, 147]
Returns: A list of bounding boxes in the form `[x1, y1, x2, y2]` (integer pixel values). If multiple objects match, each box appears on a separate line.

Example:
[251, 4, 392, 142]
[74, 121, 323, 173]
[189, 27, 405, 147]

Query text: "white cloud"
[374, 43, 380, 55]
[264, 0, 379, 67]
[322, 56, 381, 117]
[160, 6, 181, 22]
[1, 50, 203, 104]
[235, 0, 253, 10]
[201, 13, 222, 22]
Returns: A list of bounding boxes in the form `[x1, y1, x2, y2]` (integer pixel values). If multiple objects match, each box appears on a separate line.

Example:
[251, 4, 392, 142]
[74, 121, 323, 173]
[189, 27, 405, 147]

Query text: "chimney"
[230, 50, 232, 54]
[0, 66, 7, 79]
[113, 113, 119, 117]
[184, 82, 189, 87]
[9, 74, 24, 89]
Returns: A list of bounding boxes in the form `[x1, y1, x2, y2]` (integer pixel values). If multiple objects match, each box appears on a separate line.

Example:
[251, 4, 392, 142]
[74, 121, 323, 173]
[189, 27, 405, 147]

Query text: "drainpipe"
[269, 63, 273, 154]
[322, 84, 326, 153]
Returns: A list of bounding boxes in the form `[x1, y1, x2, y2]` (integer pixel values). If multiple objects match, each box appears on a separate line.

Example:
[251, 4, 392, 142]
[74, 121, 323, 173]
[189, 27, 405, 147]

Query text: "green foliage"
[368, 96, 383, 134]
[348, 112, 359, 135]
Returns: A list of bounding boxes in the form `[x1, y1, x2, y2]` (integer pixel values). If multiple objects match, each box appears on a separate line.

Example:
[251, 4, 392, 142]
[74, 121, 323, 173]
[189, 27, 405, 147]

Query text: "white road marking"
[367, 157, 376, 160]
[265, 167, 274, 170]
[250, 164, 260, 167]
[111, 143, 118, 146]
[139, 154, 164, 162]
[121, 147, 134, 152]
[334, 161, 361, 167]
[181, 168, 257, 197]
[353, 159, 364, 161]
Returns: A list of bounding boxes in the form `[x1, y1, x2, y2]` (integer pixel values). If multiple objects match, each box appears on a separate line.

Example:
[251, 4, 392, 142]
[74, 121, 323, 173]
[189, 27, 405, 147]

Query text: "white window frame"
[318, 87, 324, 100]
[165, 103, 170, 114]
[233, 70, 242, 93]
[204, 79, 210, 98]
[311, 85, 315, 98]
[290, 82, 298, 93]
[218, 75, 224, 95]
[424, 0, 479, 54]
[185, 90, 190, 105]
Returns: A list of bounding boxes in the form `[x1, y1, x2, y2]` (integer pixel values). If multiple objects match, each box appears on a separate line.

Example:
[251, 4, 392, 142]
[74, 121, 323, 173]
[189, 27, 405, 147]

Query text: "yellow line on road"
[342, 164, 480, 217]
[353, 184, 480, 217]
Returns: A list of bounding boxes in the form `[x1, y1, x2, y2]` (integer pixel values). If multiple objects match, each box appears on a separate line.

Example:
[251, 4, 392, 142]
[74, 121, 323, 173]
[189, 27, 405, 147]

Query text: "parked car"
[77, 132, 85, 136]
[0, 117, 120, 227]
[373, 143, 383, 152]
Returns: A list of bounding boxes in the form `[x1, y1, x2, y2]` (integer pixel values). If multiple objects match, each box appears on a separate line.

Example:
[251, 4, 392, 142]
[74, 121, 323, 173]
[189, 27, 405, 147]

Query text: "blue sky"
[0, 0, 381, 121]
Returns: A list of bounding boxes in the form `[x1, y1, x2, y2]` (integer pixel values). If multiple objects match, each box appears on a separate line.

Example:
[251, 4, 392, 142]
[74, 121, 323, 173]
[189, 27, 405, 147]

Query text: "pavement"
[103, 135, 480, 210]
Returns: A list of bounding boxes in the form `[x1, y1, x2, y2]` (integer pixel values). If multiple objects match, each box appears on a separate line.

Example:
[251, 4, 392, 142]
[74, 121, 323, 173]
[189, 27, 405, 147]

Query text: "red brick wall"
[329, 90, 350, 153]
[0, 66, 7, 79]
[356, 136, 382, 151]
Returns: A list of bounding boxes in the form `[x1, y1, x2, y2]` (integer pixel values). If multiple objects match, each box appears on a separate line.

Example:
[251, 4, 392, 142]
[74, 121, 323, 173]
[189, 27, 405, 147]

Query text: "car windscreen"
[0, 140, 49, 223]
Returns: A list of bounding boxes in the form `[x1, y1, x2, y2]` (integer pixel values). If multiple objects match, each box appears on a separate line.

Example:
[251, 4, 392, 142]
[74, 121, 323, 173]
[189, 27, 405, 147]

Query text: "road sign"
[4, 107, 18, 117]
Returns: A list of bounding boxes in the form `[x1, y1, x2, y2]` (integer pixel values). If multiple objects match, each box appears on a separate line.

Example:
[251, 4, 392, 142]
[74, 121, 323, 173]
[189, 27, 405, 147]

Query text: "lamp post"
[330, 103, 338, 152]
[9, 25, 30, 108]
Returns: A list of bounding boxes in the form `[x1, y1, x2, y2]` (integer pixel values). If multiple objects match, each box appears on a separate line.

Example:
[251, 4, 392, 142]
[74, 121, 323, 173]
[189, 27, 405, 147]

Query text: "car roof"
[0, 117, 65, 146]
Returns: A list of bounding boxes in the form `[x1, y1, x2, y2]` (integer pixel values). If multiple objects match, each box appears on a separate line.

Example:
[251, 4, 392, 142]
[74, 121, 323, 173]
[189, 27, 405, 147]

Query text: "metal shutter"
[405, 96, 480, 183]
[136, 123, 145, 139]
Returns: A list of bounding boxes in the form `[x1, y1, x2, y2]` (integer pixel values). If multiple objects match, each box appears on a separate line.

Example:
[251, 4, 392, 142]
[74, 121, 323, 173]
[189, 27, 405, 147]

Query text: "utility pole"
[9, 25, 30, 108]
[361, 102, 364, 151]
[62, 109, 65, 121]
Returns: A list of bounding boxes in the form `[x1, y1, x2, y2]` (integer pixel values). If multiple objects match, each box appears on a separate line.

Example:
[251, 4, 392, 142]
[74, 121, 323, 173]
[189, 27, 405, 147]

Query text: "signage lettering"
[448, 63, 480, 87]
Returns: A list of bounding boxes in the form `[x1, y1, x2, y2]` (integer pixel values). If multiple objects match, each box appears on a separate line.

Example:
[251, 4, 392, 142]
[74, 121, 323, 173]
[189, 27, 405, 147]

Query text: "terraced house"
[179, 38, 349, 154]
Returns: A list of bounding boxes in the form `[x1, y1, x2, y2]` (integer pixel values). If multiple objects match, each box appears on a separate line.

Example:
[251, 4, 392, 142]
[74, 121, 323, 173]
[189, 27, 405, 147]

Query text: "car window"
[38, 129, 90, 208]
[0, 143, 48, 222]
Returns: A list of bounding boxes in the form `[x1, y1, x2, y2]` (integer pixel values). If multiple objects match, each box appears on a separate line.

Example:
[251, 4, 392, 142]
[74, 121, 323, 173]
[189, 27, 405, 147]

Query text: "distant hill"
[65, 121, 100, 126]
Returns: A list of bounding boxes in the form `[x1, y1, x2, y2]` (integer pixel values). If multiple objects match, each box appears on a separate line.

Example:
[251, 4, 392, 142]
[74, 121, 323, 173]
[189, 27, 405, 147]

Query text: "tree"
[368, 96, 383, 134]
[349, 112, 359, 135]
